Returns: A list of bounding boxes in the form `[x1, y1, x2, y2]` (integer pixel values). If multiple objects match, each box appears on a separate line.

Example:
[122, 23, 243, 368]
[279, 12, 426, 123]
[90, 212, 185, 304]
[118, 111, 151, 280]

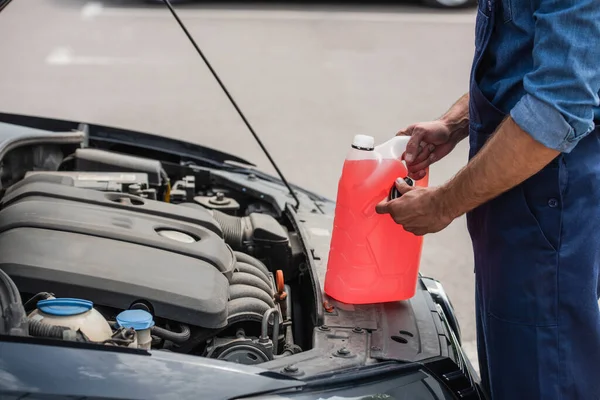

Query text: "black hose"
[210, 215, 275, 278]
[212, 209, 244, 249]
[284, 284, 293, 322]
[151, 324, 191, 344]
[0, 269, 28, 336]
[28, 319, 70, 339]
[23, 292, 54, 313]
[284, 284, 294, 348]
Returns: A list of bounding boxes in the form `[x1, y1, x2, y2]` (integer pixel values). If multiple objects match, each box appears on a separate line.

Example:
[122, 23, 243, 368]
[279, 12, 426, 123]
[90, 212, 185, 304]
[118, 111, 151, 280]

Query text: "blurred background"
[0, 0, 478, 368]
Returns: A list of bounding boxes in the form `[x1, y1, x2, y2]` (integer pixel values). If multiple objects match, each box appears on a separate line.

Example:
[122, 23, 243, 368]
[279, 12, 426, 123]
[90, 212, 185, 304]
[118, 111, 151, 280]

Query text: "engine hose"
[260, 308, 280, 356]
[235, 262, 271, 287]
[234, 252, 270, 278]
[151, 335, 163, 346]
[28, 319, 71, 339]
[230, 272, 273, 297]
[229, 284, 275, 308]
[284, 284, 294, 347]
[23, 292, 54, 313]
[0, 269, 28, 336]
[212, 209, 244, 249]
[151, 324, 191, 344]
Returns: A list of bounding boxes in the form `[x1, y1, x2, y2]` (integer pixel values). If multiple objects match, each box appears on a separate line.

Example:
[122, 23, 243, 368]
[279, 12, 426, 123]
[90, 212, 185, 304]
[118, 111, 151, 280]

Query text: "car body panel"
[0, 336, 303, 400]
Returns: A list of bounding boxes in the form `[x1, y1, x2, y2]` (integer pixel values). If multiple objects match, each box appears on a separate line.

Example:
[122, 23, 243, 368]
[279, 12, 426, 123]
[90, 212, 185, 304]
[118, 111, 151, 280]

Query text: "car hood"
[0, 337, 304, 400]
[0, 111, 256, 168]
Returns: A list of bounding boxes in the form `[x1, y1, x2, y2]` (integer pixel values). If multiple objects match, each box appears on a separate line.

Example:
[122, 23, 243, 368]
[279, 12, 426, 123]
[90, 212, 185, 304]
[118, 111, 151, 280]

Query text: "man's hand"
[375, 178, 454, 236]
[378, 116, 560, 236]
[397, 120, 460, 180]
[379, 116, 560, 237]
[397, 93, 470, 180]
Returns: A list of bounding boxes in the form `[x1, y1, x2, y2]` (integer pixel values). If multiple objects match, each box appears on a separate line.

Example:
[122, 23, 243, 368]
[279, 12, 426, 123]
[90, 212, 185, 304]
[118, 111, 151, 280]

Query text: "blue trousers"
[467, 0, 600, 395]
[468, 69, 600, 400]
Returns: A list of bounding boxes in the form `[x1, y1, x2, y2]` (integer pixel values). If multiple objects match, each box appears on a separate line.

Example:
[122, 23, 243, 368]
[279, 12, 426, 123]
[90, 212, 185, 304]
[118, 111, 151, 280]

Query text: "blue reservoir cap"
[37, 298, 93, 316]
[116, 309, 155, 331]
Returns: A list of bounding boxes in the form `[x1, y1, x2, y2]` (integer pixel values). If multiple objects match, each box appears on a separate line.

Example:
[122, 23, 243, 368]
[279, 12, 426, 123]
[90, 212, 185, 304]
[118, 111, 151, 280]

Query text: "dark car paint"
[0, 335, 460, 400]
[0, 113, 485, 400]
[0, 335, 304, 400]
[0, 112, 255, 168]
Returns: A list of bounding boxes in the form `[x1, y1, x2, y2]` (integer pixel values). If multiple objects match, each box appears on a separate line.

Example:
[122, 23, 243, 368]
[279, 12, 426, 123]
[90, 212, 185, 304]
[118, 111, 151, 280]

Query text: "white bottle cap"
[352, 134, 375, 150]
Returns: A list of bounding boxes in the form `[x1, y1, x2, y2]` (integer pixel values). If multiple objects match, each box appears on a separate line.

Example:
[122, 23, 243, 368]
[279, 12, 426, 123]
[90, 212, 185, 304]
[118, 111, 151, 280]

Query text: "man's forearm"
[437, 116, 560, 218]
[440, 92, 470, 141]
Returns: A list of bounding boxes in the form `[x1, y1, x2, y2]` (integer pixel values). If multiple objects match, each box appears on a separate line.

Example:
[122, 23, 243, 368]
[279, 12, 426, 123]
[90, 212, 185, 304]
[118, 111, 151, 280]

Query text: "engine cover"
[0, 177, 237, 329]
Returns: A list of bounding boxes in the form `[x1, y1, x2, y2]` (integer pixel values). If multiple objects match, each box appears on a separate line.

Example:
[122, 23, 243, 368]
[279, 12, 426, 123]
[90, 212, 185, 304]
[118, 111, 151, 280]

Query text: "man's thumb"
[394, 177, 414, 195]
[375, 199, 390, 214]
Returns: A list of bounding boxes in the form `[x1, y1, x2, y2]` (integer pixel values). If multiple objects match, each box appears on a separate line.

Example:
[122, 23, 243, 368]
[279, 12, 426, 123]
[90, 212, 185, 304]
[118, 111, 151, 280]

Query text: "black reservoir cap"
[389, 177, 414, 200]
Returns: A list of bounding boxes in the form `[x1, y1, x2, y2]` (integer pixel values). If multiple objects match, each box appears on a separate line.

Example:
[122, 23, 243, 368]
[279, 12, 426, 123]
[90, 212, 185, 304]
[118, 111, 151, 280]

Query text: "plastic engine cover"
[0, 181, 236, 329]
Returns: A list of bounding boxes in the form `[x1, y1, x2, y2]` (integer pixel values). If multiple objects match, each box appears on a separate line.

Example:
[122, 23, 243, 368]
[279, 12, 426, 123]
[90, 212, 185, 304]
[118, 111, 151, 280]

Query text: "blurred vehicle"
[421, 0, 476, 7]
[0, 1, 484, 399]
[144, 0, 477, 10]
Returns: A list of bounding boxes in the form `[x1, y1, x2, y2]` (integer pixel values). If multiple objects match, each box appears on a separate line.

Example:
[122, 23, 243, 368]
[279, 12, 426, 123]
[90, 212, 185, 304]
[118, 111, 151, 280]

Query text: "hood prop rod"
[160, 0, 301, 210]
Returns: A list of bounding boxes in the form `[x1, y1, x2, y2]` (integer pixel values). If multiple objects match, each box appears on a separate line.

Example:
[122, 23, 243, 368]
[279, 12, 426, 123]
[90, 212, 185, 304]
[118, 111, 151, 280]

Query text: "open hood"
[0, 111, 256, 168]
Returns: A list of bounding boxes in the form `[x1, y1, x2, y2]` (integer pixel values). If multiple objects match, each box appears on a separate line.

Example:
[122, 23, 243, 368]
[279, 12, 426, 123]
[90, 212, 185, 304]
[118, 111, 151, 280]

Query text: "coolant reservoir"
[116, 309, 155, 350]
[28, 298, 113, 342]
[324, 134, 429, 304]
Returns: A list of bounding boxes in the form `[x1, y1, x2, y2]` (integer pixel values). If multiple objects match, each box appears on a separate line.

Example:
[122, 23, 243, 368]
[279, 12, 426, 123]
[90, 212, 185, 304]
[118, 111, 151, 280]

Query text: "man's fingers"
[407, 154, 434, 174]
[375, 199, 390, 214]
[395, 178, 414, 195]
[403, 129, 425, 164]
[408, 169, 427, 180]
[411, 143, 434, 165]
[407, 144, 446, 174]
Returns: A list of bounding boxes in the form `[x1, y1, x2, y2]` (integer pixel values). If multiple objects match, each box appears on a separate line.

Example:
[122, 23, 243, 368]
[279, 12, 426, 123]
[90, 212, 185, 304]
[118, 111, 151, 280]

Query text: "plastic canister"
[116, 309, 155, 350]
[29, 298, 113, 342]
[324, 134, 429, 304]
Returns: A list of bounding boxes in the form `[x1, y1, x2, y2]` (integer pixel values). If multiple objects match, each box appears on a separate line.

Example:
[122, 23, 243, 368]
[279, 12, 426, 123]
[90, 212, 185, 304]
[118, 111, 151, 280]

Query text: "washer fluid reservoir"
[29, 298, 113, 342]
[116, 309, 155, 350]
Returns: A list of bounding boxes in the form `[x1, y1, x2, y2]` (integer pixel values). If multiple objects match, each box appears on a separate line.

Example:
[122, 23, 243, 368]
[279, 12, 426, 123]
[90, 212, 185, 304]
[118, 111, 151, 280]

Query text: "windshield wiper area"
[237, 362, 437, 400]
[300, 362, 422, 388]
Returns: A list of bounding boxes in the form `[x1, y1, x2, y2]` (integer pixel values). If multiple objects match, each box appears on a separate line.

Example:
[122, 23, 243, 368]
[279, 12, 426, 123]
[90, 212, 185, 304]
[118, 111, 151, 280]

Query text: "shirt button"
[548, 198, 559, 208]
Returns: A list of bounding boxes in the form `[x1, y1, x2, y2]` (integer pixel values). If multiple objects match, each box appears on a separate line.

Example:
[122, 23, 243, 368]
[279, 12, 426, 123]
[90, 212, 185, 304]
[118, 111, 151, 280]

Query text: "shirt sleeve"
[509, 0, 600, 153]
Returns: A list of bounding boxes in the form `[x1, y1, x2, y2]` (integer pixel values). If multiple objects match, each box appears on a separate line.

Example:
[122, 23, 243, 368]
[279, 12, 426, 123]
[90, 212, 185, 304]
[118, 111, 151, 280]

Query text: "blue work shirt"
[478, 0, 600, 153]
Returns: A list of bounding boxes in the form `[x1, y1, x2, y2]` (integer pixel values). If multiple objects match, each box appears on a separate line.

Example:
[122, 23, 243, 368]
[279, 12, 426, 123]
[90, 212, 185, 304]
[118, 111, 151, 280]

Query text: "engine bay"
[0, 141, 316, 365]
[0, 117, 481, 400]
